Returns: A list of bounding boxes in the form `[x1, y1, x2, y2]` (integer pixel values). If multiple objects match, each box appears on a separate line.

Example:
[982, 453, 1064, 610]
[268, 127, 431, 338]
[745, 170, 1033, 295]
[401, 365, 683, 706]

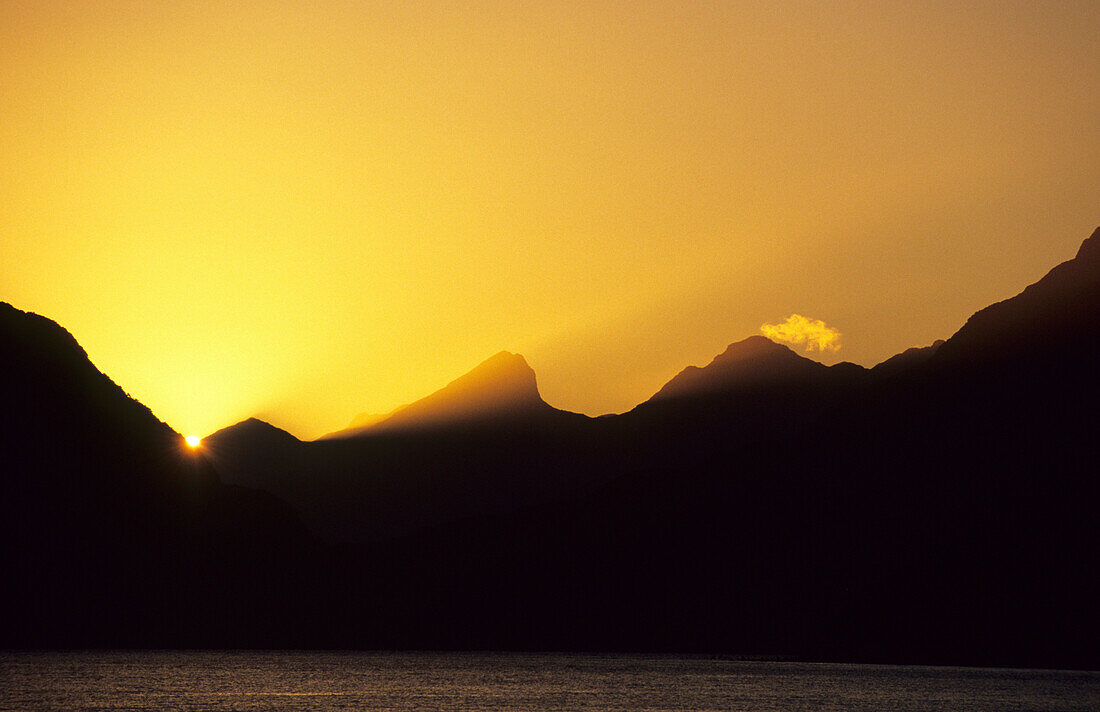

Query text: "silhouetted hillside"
[624, 334, 871, 460]
[870, 339, 944, 377]
[337, 230, 1097, 666]
[933, 226, 1100, 368]
[3, 226, 1098, 667]
[0, 303, 313, 647]
[649, 335, 838, 401]
[311, 227, 1098, 665]
[219, 416, 303, 447]
[325, 351, 583, 438]
[206, 353, 598, 541]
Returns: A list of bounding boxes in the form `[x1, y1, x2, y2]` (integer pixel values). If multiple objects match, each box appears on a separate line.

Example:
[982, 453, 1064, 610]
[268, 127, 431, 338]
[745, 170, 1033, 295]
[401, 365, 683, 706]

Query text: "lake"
[1, 651, 1097, 711]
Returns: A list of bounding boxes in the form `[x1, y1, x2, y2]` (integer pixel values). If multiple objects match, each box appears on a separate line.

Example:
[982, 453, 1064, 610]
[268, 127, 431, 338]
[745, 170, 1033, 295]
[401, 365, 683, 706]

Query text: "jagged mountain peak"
[396, 350, 544, 416]
[327, 350, 555, 437]
[452, 350, 539, 392]
[649, 335, 829, 402]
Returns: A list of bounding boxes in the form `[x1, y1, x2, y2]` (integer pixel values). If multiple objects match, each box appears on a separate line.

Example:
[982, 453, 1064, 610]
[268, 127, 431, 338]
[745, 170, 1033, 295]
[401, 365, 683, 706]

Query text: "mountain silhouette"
[3, 226, 1098, 667]
[649, 335, 835, 401]
[207, 353, 593, 541]
[933, 226, 1100, 367]
[0, 302, 314, 647]
[305, 226, 1093, 664]
[223, 416, 303, 444]
[325, 351, 576, 438]
[870, 339, 944, 377]
[366, 230, 1095, 665]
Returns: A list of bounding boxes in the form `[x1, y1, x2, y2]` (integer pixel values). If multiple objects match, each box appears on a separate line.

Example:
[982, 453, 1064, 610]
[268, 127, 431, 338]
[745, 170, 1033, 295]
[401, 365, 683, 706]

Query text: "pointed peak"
[650, 335, 827, 402]
[236, 416, 281, 431]
[468, 350, 535, 377]
[442, 351, 540, 399]
[209, 417, 300, 444]
[337, 351, 552, 435]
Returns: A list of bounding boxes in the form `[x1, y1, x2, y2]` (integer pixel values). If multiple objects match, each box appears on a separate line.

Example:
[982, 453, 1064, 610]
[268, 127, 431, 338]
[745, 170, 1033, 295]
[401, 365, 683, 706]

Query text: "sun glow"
[1, 2, 1096, 439]
[184, 435, 202, 449]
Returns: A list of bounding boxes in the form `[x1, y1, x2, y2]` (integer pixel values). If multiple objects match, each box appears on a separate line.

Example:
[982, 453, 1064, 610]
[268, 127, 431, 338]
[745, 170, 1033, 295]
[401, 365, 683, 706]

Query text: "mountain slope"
[13, 226, 1096, 665]
[207, 416, 302, 456]
[326, 351, 581, 438]
[311, 227, 1099, 664]
[870, 340, 944, 377]
[208, 350, 599, 542]
[933, 226, 1100, 367]
[649, 335, 835, 402]
[0, 302, 312, 647]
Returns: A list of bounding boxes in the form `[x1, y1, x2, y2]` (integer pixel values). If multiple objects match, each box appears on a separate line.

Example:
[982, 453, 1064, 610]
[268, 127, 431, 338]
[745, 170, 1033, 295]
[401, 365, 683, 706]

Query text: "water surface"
[2, 651, 1097, 711]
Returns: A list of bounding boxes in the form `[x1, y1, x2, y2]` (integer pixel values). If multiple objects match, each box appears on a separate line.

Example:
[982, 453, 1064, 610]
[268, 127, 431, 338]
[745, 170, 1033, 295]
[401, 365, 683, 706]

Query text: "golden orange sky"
[2, 1, 1097, 439]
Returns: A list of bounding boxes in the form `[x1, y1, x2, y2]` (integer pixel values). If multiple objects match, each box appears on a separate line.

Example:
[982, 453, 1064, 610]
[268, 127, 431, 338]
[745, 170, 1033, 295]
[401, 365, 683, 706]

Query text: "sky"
[2, 1, 1097, 439]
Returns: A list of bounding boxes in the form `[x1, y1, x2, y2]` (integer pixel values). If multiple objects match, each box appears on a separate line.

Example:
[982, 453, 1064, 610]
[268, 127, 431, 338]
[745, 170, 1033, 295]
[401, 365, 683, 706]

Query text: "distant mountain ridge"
[870, 340, 944, 377]
[323, 336, 937, 441]
[198, 227, 1098, 666]
[649, 334, 841, 403]
[321, 329, 964, 441]
[324, 350, 584, 438]
[933, 225, 1100, 366]
[207, 226, 1100, 548]
[3, 225, 1097, 666]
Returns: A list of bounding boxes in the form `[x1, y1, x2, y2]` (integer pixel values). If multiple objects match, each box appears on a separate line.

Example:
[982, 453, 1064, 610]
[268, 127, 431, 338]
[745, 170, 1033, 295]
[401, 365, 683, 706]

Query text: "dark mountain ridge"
[0, 302, 314, 647]
[3, 226, 1097, 667]
[649, 334, 835, 402]
[933, 226, 1100, 367]
[870, 339, 944, 377]
[206, 351, 596, 542]
[324, 350, 584, 439]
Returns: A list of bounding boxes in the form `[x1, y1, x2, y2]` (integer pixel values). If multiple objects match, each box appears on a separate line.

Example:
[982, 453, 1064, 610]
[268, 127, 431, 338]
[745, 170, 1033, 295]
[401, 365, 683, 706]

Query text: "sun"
[184, 435, 202, 448]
